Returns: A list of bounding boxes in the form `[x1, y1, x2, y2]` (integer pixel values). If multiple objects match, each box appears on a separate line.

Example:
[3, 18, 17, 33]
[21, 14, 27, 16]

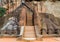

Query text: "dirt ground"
[0, 37, 60, 42]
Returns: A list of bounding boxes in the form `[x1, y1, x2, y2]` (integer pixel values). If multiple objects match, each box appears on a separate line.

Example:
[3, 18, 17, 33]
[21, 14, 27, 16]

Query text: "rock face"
[31, 1, 60, 35]
[19, 1, 60, 35]
[53, 2, 60, 18]
[0, 1, 60, 36]
[44, 1, 60, 18]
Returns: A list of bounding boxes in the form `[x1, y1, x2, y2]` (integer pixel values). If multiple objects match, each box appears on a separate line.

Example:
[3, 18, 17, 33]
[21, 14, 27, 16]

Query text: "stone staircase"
[23, 26, 36, 40]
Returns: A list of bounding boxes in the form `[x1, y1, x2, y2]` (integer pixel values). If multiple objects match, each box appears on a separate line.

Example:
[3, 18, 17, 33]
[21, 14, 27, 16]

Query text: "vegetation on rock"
[0, 7, 6, 17]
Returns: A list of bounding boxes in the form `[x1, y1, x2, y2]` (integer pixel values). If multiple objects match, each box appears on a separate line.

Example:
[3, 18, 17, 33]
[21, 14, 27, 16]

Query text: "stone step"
[23, 26, 36, 38]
